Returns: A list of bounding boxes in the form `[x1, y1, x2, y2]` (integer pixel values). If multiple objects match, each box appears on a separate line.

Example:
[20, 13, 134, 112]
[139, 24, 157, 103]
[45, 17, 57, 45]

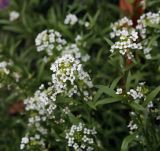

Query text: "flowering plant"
[0, 0, 160, 151]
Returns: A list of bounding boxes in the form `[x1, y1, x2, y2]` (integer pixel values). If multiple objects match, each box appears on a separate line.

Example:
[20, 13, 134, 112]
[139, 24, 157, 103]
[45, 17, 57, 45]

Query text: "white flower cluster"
[24, 85, 57, 123]
[0, 61, 10, 75]
[116, 83, 155, 111]
[35, 30, 90, 62]
[61, 43, 90, 62]
[136, 12, 160, 39]
[109, 12, 160, 60]
[21, 53, 94, 150]
[64, 13, 90, 29]
[66, 123, 97, 151]
[9, 11, 20, 21]
[20, 133, 46, 150]
[64, 13, 78, 25]
[116, 83, 147, 102]
[128, 120, 138, 134]
[110, 17, 143, 59]
[50, 54, 93, 101]
[127, 83, 145, 101]
[110, 17, 133, 39]
[21, 85, 54, 150]
[136, 12, 160, 59]
[35, 29, 67, 55]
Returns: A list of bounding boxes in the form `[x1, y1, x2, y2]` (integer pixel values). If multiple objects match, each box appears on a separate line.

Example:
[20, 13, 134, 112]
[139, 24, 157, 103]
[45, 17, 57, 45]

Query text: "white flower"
[75, 35, 82, 43]
[9, 11, 20, 21]
[0, 61, 10, 75]
[84, 22, 90, 28]
[145, 54, 152, 60]
[20, 144, 25, 150]
[116, 88, 123, 95]
[128, 120, 138, 132]
[21, 137, 29, 144]
[64, 13, 78, 25]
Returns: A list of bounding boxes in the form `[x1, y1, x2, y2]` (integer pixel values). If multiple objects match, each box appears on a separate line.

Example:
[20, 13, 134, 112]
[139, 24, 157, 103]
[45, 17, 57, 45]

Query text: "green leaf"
[38, 62, 45, 81]
[129, 102, 145, 112]
[144, 86, 160, 106]
[93, 88, 104, 101]
[87, 102, 96, 110]
[95, 97, 122, 107]
[104, 37, 114, 46]
[110, 76, 122, 90]
[121, 133, 136, 151]
[68, 113, 79, 124]
[126, 71, 131, 91]
[94, 85, 118, 100]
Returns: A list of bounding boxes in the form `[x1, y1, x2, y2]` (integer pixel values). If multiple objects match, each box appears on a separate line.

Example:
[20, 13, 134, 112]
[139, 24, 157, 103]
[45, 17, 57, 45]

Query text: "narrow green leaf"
[96, 85, 117, 97]
[110, 76, 122, 90]
[93, 88, 104, 101]
[144, 86, 160, 106]
[95, 97, 122, 107]
[126, 71, 131, 91]
[121, 133, 136, 151]
[129, 102, 145, 112]
[68, 113, 79, 124]
[104, 37, 114, 46]
[87, 102, 96, 110]
[38, 62, 45, 80]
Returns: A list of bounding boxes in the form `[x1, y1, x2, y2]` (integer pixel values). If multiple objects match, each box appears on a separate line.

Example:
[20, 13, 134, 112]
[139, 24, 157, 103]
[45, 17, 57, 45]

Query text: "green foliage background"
[0, 0, 160, 150]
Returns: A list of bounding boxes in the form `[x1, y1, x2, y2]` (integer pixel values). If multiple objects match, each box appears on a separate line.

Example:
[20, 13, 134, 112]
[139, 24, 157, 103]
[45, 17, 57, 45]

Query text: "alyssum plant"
[19, 9, 160, 151]
[20, 14, 100, 151]
[101, 10, 160, 151]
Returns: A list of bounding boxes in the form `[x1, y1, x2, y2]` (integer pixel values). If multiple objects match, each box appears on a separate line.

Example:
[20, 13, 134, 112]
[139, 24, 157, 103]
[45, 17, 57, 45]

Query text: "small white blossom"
[9, 11, 20, 21]
[116, 88, 123, 95]
[128, 120, 138, 133]
[0, 61, 10, 75]
[64, 13, 78, 25]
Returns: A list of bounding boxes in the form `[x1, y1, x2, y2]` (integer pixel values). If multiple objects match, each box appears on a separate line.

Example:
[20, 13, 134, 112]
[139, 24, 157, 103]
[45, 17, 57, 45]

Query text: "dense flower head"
[50, 54, 93, 101]
[35, 29, 67, 55]
[110, 28, 143, 59]
[110, 17, 133, 39]
[136, 12, 160, 39]
[24, 84, 57, 123]
[35, 29, 90, 63]
[109, 12, 160, 60]
[66, 123, 97, 151]
[109, 17, 144, 59]
[61, 43, 90, 62]
[64, 13, 78, 25]
[20, 133, 46, 150]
